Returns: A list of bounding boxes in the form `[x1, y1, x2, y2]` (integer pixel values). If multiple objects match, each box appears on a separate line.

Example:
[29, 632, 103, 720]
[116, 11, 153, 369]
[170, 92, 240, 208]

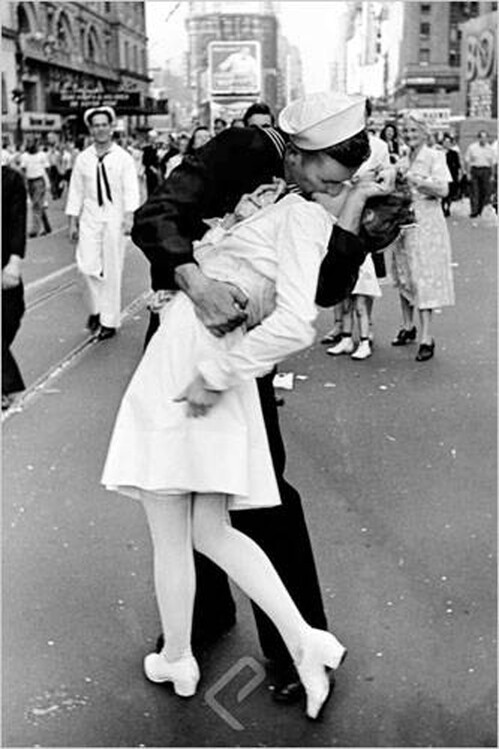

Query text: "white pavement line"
[26, 263, 77, 293]
[2, 290, 151, 423]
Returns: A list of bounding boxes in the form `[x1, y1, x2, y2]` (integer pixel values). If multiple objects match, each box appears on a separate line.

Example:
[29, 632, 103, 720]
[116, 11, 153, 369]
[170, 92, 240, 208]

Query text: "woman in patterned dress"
[391, 112, 455, 361]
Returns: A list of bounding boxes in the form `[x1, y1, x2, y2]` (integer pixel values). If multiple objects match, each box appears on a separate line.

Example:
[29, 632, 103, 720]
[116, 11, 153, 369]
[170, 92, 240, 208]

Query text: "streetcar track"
[26, 279, 77, 311]
[2, 290, 151, 423]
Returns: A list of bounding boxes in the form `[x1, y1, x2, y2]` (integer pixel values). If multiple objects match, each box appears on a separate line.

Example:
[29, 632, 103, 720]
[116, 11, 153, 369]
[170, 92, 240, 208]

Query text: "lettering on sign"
[466, 29, 495, 81]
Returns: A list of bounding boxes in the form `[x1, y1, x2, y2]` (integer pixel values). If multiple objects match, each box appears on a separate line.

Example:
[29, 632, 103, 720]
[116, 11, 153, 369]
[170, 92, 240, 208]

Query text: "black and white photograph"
[1, 1, 497, 747]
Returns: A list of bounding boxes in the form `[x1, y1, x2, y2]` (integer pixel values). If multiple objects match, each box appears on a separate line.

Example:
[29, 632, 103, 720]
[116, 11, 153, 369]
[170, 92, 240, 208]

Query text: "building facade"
[186, 0, 280, 126]
[1, 1, 150, 143]
[344, 1, 497, 124]
[389, 1, 497, 114]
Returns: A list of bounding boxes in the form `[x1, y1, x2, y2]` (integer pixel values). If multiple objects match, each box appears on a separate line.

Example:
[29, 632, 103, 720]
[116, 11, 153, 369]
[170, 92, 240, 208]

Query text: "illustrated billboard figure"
[218, 46, 259, 90]
[209, 42, 261, 95]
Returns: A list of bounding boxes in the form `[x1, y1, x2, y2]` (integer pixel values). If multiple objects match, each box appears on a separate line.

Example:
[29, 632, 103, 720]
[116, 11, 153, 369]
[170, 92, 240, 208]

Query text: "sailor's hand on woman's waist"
[175, 264, 248, 337]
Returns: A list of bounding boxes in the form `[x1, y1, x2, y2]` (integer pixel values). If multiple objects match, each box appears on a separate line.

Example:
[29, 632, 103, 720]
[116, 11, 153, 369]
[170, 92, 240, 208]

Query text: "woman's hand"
[173, 373, 222, 418]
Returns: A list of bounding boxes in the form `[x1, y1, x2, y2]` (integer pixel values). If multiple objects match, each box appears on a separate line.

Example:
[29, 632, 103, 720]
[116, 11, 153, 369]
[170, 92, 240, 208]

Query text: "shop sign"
[21, 112, 62, 131]
[399, 108, 451, 129]
[49, 91, 142, 112]
[208, 41, 261, 96]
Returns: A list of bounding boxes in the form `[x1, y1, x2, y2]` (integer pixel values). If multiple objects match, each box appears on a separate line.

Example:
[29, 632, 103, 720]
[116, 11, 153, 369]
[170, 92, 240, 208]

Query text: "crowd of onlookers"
[2, 100, 497, 413]
[4, 99, 496, 232]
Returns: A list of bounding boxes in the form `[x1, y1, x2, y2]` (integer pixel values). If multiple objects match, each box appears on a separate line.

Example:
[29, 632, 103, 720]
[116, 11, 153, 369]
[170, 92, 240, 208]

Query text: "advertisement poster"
[208, 41, 261, 95]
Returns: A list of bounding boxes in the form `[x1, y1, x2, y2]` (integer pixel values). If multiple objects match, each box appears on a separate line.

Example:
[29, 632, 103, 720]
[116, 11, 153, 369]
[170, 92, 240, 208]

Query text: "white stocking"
[192, 493, 308, 663]
[142, 493, 195, 661]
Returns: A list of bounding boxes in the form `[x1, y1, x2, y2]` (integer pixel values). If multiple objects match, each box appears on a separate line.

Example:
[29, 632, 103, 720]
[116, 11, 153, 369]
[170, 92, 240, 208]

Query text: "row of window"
[122, 40, 147, 75]
[17, 5, 146, 74]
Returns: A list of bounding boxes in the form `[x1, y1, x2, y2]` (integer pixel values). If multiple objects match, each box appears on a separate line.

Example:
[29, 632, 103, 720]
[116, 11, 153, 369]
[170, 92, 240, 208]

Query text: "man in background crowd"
[142, 129, 161, 197]
[243, 102, 275, 128]
[2, 163, 28, 411]
[465, 129, 496, 218]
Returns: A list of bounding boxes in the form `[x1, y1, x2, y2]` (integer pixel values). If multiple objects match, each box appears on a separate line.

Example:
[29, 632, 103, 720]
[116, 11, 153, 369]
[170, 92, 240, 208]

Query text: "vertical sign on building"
[462, 14, 497, 119]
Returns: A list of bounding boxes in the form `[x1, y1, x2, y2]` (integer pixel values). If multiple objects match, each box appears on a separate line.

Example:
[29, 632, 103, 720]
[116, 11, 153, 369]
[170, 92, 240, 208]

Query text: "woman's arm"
[195, 201, 331, 391]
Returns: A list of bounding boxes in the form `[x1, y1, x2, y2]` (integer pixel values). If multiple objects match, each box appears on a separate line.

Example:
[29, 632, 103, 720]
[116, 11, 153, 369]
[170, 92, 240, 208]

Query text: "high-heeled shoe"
[294, 628, 347, 720]
[415, 340, 435, 362]
[143, 652, 200, 697]
[391, 326, 417, 346]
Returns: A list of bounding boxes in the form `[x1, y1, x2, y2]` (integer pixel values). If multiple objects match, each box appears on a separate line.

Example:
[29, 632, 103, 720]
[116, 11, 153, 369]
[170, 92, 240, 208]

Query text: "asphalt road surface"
[2, 198, 497, 748]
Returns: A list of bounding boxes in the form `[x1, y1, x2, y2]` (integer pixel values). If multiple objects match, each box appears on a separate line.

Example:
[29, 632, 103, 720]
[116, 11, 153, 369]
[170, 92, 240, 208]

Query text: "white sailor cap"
[278, 92, 366, 151]
[83, 106, 117, 129]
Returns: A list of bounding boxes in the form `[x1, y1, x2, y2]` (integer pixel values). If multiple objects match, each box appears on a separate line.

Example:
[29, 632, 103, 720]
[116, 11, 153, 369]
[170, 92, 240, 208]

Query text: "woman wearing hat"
[65, 106, 140, 339]
[391, 112, 455, 361]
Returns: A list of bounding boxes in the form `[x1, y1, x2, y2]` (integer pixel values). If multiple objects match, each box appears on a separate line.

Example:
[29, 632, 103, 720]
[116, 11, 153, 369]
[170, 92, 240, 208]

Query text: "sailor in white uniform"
[65, 106, 140, 339]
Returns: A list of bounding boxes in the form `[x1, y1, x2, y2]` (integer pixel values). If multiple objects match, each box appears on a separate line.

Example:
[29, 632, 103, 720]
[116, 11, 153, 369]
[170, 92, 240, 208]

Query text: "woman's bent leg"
[192, 494, 346, 718]
[192, 493, 306, 660]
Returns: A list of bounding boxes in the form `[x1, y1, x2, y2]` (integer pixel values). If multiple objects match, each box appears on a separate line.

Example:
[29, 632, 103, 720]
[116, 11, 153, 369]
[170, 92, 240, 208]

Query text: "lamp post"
[11, 87, 25, 148]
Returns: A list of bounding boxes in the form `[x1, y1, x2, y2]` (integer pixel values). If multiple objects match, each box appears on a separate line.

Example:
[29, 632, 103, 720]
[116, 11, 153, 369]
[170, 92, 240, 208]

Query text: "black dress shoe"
[415, 340, 435, 362]
[391, 326, 417, 346]
[272, 677, 305, 704]
[97, 325, 116, 340]
[267, 662, 305, 704]
[86, 314, 100, 333]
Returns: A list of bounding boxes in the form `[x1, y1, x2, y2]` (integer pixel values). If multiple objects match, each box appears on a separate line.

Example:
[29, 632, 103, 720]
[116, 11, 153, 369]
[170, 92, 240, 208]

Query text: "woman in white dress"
[101, 91, 385, 719]
[102, 183, 348, 718]
[391, 112, 455, 361]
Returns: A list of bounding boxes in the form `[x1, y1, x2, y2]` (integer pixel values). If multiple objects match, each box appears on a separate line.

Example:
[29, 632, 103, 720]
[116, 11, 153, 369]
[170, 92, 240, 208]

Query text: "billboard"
[460, 13, 497, 119]
[208, 41, 261, 96]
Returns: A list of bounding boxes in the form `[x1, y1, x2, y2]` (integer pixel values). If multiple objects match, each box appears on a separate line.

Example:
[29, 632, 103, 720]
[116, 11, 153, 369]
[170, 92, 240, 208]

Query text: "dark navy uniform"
[132, 126, 367, 675]
[2, 165, 27, 399]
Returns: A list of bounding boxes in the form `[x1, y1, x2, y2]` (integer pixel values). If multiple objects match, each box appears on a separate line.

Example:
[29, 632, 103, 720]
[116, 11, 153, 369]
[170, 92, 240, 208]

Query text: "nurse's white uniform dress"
[102, 194, 333, 510]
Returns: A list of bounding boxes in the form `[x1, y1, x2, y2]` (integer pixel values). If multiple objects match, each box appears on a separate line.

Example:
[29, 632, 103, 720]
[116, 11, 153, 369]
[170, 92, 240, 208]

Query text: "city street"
[2, 197, 497, 748]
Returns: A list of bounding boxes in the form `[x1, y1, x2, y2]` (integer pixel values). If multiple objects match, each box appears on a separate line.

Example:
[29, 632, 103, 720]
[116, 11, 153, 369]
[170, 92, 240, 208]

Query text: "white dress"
[102, 194, 333, 510]
[352, 254, 381, 298]
[392, 146, 455, 309]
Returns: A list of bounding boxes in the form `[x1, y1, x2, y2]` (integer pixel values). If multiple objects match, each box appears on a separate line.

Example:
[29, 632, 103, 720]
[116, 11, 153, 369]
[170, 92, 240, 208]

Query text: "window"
[56, 12, 72, 52]
[420, 22, 430, 37]
[420, 3, 431, 12]
[23, 81, 38, 111]
[17, 5, 31, 33]
[419, 48, 430, 64]
[88, 33, 96, 62]
[2, 74, 8, 115]
[124, 41, 129, 69]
